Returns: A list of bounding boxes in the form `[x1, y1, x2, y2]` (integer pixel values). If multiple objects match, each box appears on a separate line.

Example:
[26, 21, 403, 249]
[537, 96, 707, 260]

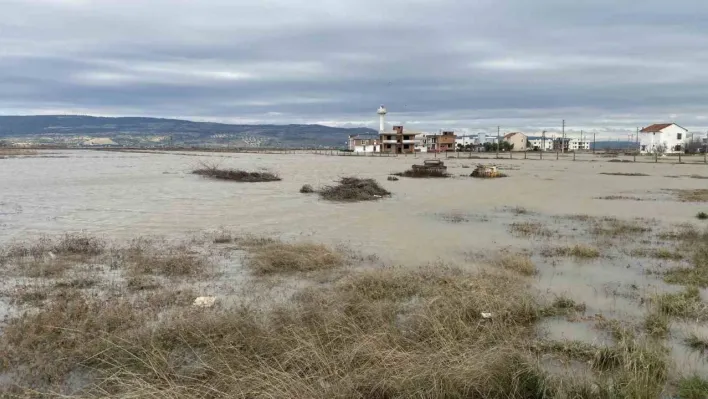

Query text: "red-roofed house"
[639, 123, 688, 154]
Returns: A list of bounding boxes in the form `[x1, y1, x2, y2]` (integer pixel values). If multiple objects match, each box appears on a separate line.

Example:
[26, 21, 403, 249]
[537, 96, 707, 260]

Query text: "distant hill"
[0, 115, 377, 147]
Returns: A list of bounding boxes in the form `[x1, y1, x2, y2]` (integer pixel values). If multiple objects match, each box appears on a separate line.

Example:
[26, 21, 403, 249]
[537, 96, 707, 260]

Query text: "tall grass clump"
[247, 241, 345, 275]
[319, 177, 391, 202]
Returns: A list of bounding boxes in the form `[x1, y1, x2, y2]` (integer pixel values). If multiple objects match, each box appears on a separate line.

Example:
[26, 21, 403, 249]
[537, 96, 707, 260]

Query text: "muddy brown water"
[2, 149, 708, 378]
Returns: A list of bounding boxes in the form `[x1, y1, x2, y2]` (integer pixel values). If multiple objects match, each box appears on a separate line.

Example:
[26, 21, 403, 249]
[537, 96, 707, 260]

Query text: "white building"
[527, 136, 553, 151]
[347, 135, 380, 153]
[569, 140, 591, 151]
[455, 135, 476, 148]
[639, 123, 688, 154]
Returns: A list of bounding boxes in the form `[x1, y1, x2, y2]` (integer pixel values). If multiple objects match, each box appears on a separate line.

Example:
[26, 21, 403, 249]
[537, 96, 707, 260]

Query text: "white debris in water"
[193, 296, 217, 308]
[481, 312, 493, 319]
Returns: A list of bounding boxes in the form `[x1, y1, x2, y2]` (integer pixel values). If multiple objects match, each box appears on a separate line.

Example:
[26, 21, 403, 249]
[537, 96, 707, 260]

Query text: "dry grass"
[589, 218, 651, 238]
[0, 148, 38, 157]
[541, 244, 601, 259]
[0, 266, 563, 397]
[319, 177, 391, 202]
[663, 228, 708, 287]
[1, 233, 105, 277]
[193, 165, 281, 182]
[673, 189, 708, 202]
[654, 287, 708, 319]
[595, 195, 645, 201]
[644, 312, 670, 338]
[247, 242, 345, 275]
[509, 221, 553, 237]
[490, 254, 537, 276]
[599, 172, 650, 177]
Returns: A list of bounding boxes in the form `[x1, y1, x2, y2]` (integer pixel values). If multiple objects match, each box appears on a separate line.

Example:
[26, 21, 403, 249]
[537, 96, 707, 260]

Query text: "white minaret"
[377, 105, 387, 132]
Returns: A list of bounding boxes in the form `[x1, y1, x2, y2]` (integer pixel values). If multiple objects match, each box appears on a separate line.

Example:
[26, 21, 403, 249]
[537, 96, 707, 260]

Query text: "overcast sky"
[2, 0, 708, 136]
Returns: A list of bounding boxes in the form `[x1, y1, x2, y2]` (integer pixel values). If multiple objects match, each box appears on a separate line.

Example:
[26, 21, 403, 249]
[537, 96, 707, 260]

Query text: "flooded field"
[2, 149, 708, 397]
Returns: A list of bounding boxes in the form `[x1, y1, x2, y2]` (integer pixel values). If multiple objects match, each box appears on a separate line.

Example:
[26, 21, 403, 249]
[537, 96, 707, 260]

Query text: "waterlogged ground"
[2, 149, 708, 396]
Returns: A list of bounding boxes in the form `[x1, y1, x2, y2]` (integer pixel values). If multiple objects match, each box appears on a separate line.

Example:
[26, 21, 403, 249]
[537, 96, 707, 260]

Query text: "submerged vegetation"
[319, 177, 391, 202]
[393, 168, 450, 178]
[193, 165, 281, 182]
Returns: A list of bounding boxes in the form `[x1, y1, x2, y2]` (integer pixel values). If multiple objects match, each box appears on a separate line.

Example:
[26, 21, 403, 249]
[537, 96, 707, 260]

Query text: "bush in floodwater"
[393, 168, 450, 178]
[193, 165, 281, 182]
[299, 184, 315, 193]
[319, 177, 391, 202]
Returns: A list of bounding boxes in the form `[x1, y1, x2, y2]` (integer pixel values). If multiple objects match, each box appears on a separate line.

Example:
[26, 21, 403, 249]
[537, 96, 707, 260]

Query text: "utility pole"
[496, 126, 500, 159]
[593, 132, 596, 154]
[562, 120, 565, 153]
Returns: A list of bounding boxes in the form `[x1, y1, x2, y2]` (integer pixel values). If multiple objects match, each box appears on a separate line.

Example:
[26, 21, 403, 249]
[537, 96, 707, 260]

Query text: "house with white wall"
[639, 123, 688, 154]
[347, 134, 380, 153]
[527, 136, 553, 151]
[569, 139, 591, 151]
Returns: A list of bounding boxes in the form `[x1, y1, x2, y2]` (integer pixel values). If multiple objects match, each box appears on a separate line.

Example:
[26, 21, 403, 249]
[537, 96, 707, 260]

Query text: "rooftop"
[640, 123, 674, 133]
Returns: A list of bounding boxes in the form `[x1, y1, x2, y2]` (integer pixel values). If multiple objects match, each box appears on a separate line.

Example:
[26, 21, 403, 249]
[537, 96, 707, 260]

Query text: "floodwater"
[2, 149, 708, 377]
[2, 150, 706, 256]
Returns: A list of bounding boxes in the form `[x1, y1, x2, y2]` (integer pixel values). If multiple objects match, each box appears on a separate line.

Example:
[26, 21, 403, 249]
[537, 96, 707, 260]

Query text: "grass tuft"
[509, 222, 553, 237]
[247, 242, 345, 275]
[491, 254, 537, 276]
[541, 244, 601, 259]
[673, 189, 708, 202]
[679, 375, 708, 399]
[644, 312, 670, 338]
[654, 287, 708, 319]
[319, 177, 391, 202]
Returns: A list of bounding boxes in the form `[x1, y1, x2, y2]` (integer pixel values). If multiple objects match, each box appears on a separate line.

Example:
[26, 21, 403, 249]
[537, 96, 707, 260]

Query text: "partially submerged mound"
[471, 164, 507, 178]
[193, 167, 281, 182]
[319, 177, 391, 202]
[394, 159, 450, 178]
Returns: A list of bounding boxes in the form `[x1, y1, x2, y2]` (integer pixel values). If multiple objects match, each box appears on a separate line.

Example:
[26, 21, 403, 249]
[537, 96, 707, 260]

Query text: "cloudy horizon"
[3, 0, 708, 137]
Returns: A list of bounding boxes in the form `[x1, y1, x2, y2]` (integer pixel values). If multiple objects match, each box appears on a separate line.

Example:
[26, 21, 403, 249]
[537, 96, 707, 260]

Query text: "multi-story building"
[424, 131, 456, 152]
[503, 132, 528, 151]
[569, 140, 591, 151]
[527, 136, 553, 151]
[379, 126, 420, 154]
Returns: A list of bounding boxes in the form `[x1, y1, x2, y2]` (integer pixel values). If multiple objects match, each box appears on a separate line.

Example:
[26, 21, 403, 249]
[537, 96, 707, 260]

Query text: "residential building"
[639, 123, 688, 154]
[424, 131, 456, 152]
[379, 126, 420, 154]
[347, 134, 380, 153]
[527, 136, 553, 151]
[455, 135, 476, 149]
[503, 132, 527, 151]
[569, 140, 591, 151]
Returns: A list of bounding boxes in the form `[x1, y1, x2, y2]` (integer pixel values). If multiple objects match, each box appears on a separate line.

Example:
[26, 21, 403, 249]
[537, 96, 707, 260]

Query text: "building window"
[677, 133, 682, 140]
[403, 144, 409, 149]
[386, 144, 391, 149]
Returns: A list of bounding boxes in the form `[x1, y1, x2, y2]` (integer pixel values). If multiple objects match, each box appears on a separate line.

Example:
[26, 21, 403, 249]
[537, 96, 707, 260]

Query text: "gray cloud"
[2, 0, 708, 137]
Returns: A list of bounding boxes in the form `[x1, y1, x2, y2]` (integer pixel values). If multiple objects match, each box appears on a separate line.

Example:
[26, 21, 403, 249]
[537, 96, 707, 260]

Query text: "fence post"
[540, 151, 543, 160]
[634, 153, 636, 162]
[524, 151, 527, 160]
[573, 152, 576, 161]
[655, 152, 658, 163]
[556, 151, 559, 160]
[679, 153, 682, 163]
